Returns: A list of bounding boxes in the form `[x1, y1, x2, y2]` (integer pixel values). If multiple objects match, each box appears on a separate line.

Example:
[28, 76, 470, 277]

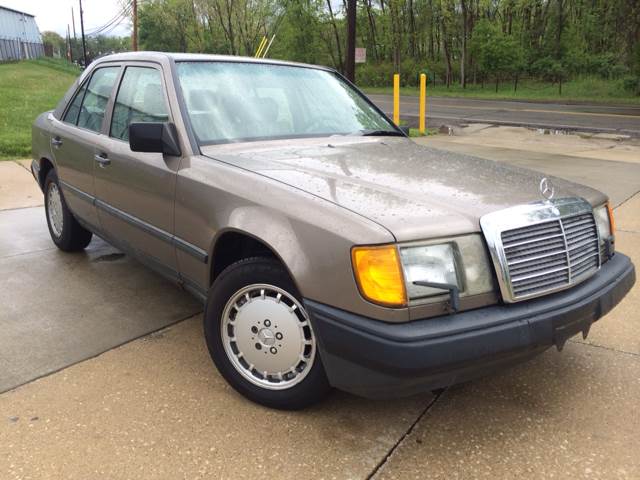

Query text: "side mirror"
[129, 122, 181, 157]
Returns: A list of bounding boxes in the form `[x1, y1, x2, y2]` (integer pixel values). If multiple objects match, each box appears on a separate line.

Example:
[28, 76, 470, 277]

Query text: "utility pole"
[71, 7, 77, 62]
[71, 7, 77, 41]
[132, 0, 138, 51]
[345, 0, 356, 82]
[79, 0, 88, 67]
[67, 24, 72, 61]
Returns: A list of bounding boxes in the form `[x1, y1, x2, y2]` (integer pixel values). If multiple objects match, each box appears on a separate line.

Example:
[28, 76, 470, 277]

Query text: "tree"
[471, 19, 523, 92]
[42, 31, 66, 57]
[139, 0, 193, 52]
[133, 0, 640, 91]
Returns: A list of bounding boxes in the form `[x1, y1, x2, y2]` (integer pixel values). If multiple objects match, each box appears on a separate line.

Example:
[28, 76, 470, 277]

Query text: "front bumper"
[305, 253, 635, 399]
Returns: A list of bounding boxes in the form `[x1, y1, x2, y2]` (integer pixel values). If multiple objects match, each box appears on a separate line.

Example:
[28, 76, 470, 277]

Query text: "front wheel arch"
[208, 229, 302, 296]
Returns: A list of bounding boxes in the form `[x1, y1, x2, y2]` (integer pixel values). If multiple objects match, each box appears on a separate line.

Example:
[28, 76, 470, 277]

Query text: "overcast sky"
[3, 0, 131, 37]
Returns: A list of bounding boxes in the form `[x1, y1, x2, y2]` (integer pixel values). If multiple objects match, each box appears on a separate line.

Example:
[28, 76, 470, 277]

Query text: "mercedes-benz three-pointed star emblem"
[539, 177, 555, 201]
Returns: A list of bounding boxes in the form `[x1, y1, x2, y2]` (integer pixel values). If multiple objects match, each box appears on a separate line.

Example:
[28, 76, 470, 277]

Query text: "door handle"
[94, 153, 111, 168]
[51, 137, 63, 147]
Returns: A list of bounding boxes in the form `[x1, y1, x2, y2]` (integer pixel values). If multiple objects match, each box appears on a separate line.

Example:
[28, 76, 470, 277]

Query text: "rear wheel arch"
[38, 157, 55, 189]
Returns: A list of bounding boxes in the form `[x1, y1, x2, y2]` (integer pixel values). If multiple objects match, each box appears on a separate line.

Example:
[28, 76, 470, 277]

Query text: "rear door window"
[110, 66, 169, 141]
[63, 82, 88, 125]
[75, 67, 120, 133]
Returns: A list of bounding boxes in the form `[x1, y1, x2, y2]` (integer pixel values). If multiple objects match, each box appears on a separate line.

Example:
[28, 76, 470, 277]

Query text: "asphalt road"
[368, 94, 640, 136]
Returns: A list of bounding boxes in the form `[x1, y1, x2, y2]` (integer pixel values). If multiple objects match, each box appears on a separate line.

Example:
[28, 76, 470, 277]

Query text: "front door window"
[110, 67, 169, 141]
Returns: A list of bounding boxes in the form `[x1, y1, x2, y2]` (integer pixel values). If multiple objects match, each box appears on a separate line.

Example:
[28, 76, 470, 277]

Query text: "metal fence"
[0, 38, 44, 61]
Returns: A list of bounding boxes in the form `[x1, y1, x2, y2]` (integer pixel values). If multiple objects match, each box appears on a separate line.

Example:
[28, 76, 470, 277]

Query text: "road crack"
[614, 189, 640, 210]
[568, 338, 640, 358]
[366, 389, 445, 479]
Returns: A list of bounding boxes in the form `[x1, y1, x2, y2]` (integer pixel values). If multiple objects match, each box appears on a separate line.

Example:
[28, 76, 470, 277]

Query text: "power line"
[85, 0, 132, 33]
[87, 7, 132, 37]
[95, 14, 131, 37]
[85, 1, 133, 36]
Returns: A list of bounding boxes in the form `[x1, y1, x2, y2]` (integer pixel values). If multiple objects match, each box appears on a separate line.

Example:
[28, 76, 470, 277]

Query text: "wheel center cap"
[258, 328, 276, 346]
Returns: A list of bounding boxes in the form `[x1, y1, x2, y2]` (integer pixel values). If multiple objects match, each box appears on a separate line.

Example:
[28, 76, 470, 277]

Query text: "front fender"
[210, 207, 313, 293]
[175, 155, 409, 322]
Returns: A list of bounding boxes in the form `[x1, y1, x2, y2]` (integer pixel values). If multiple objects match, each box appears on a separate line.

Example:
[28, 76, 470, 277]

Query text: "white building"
[0, 5, 44, 61]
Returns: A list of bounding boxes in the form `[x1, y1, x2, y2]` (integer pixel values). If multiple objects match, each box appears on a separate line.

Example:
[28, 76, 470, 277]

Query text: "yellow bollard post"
[393, 73, 400, 126]
[419, 73, 426, 134]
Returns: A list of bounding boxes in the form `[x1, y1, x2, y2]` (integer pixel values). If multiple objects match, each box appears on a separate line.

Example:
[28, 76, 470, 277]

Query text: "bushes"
[622, 76, 640, 96]
[355, 60, 443, 88]
[354, 53, 640, 97]
[355, 62, 394, 87]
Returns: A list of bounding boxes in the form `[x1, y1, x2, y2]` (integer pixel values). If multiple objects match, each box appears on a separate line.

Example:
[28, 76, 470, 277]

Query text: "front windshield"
[176, 61, 397, 144]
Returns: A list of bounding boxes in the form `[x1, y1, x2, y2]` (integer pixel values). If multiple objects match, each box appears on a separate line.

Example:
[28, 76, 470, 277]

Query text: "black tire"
[204, 257, 331, 410]
[44, 169, 93, 252]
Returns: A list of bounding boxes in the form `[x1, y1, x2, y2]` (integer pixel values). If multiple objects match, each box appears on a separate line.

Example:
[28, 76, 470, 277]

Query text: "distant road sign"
[355, 48, 366, 63]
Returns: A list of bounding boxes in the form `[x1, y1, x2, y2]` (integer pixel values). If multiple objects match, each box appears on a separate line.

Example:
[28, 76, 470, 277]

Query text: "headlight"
[594, 203, 614, 240]
[594, 203, 615, 260]
[399, 243, 458, 299]
[399, 235, 495, 304]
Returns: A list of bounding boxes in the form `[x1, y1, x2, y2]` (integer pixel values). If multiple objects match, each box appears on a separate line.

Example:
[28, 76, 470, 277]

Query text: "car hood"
[201, 136, 607, 241]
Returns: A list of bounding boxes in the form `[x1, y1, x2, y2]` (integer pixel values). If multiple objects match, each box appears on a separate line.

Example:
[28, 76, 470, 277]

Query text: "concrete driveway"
[1, 134, 639, 479]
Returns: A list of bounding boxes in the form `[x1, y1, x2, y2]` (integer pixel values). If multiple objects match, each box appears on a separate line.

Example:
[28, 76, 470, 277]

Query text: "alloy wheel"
[221, 283, 316, 390]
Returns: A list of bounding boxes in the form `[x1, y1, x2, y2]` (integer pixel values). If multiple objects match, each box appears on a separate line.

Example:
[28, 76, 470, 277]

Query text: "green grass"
[362, 77, 640, 105]
[408, 128, 438, 137]
[0, 59, 80, 159]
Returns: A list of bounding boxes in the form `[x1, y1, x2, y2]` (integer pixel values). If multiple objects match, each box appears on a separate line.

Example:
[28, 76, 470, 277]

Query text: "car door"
[49, 65, 121, 229]
[94, 63, 179, 275]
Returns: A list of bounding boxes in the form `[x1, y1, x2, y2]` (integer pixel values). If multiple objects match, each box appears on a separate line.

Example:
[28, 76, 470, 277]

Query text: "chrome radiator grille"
[481, 198, 601, 303]
[501, 213, 599, 298]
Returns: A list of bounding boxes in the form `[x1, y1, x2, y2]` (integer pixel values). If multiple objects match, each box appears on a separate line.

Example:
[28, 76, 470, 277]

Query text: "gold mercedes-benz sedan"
[31, 52, 635, 409]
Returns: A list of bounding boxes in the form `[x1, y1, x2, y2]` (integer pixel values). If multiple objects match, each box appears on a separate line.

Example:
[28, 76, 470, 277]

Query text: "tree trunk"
[364, 0, 379, 62]
[428, 0, 435, 58]
[460, 0, 468, 88]
[345, 0, 356, 82]
[441, 11, 452, 88]
[408, 0, 417, 57]
[556, 0, 564, 59]
[326, 0, 344, 72]
[389, 0, 402, 73]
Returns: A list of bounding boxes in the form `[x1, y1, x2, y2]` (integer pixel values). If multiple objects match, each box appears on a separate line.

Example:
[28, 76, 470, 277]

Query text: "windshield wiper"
[357, 129, 405, 137]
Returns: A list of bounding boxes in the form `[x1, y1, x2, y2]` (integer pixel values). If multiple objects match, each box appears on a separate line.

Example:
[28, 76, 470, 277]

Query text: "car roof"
[93, 51, 335, 73]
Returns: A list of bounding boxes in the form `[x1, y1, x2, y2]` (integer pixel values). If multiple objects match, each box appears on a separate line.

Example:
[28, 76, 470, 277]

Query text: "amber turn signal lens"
[607, 202, 616, 236]
[352, 245, 407, 307]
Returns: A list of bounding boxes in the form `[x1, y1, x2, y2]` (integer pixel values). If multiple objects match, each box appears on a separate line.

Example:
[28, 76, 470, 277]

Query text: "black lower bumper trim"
[305, 253, 635, 399]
